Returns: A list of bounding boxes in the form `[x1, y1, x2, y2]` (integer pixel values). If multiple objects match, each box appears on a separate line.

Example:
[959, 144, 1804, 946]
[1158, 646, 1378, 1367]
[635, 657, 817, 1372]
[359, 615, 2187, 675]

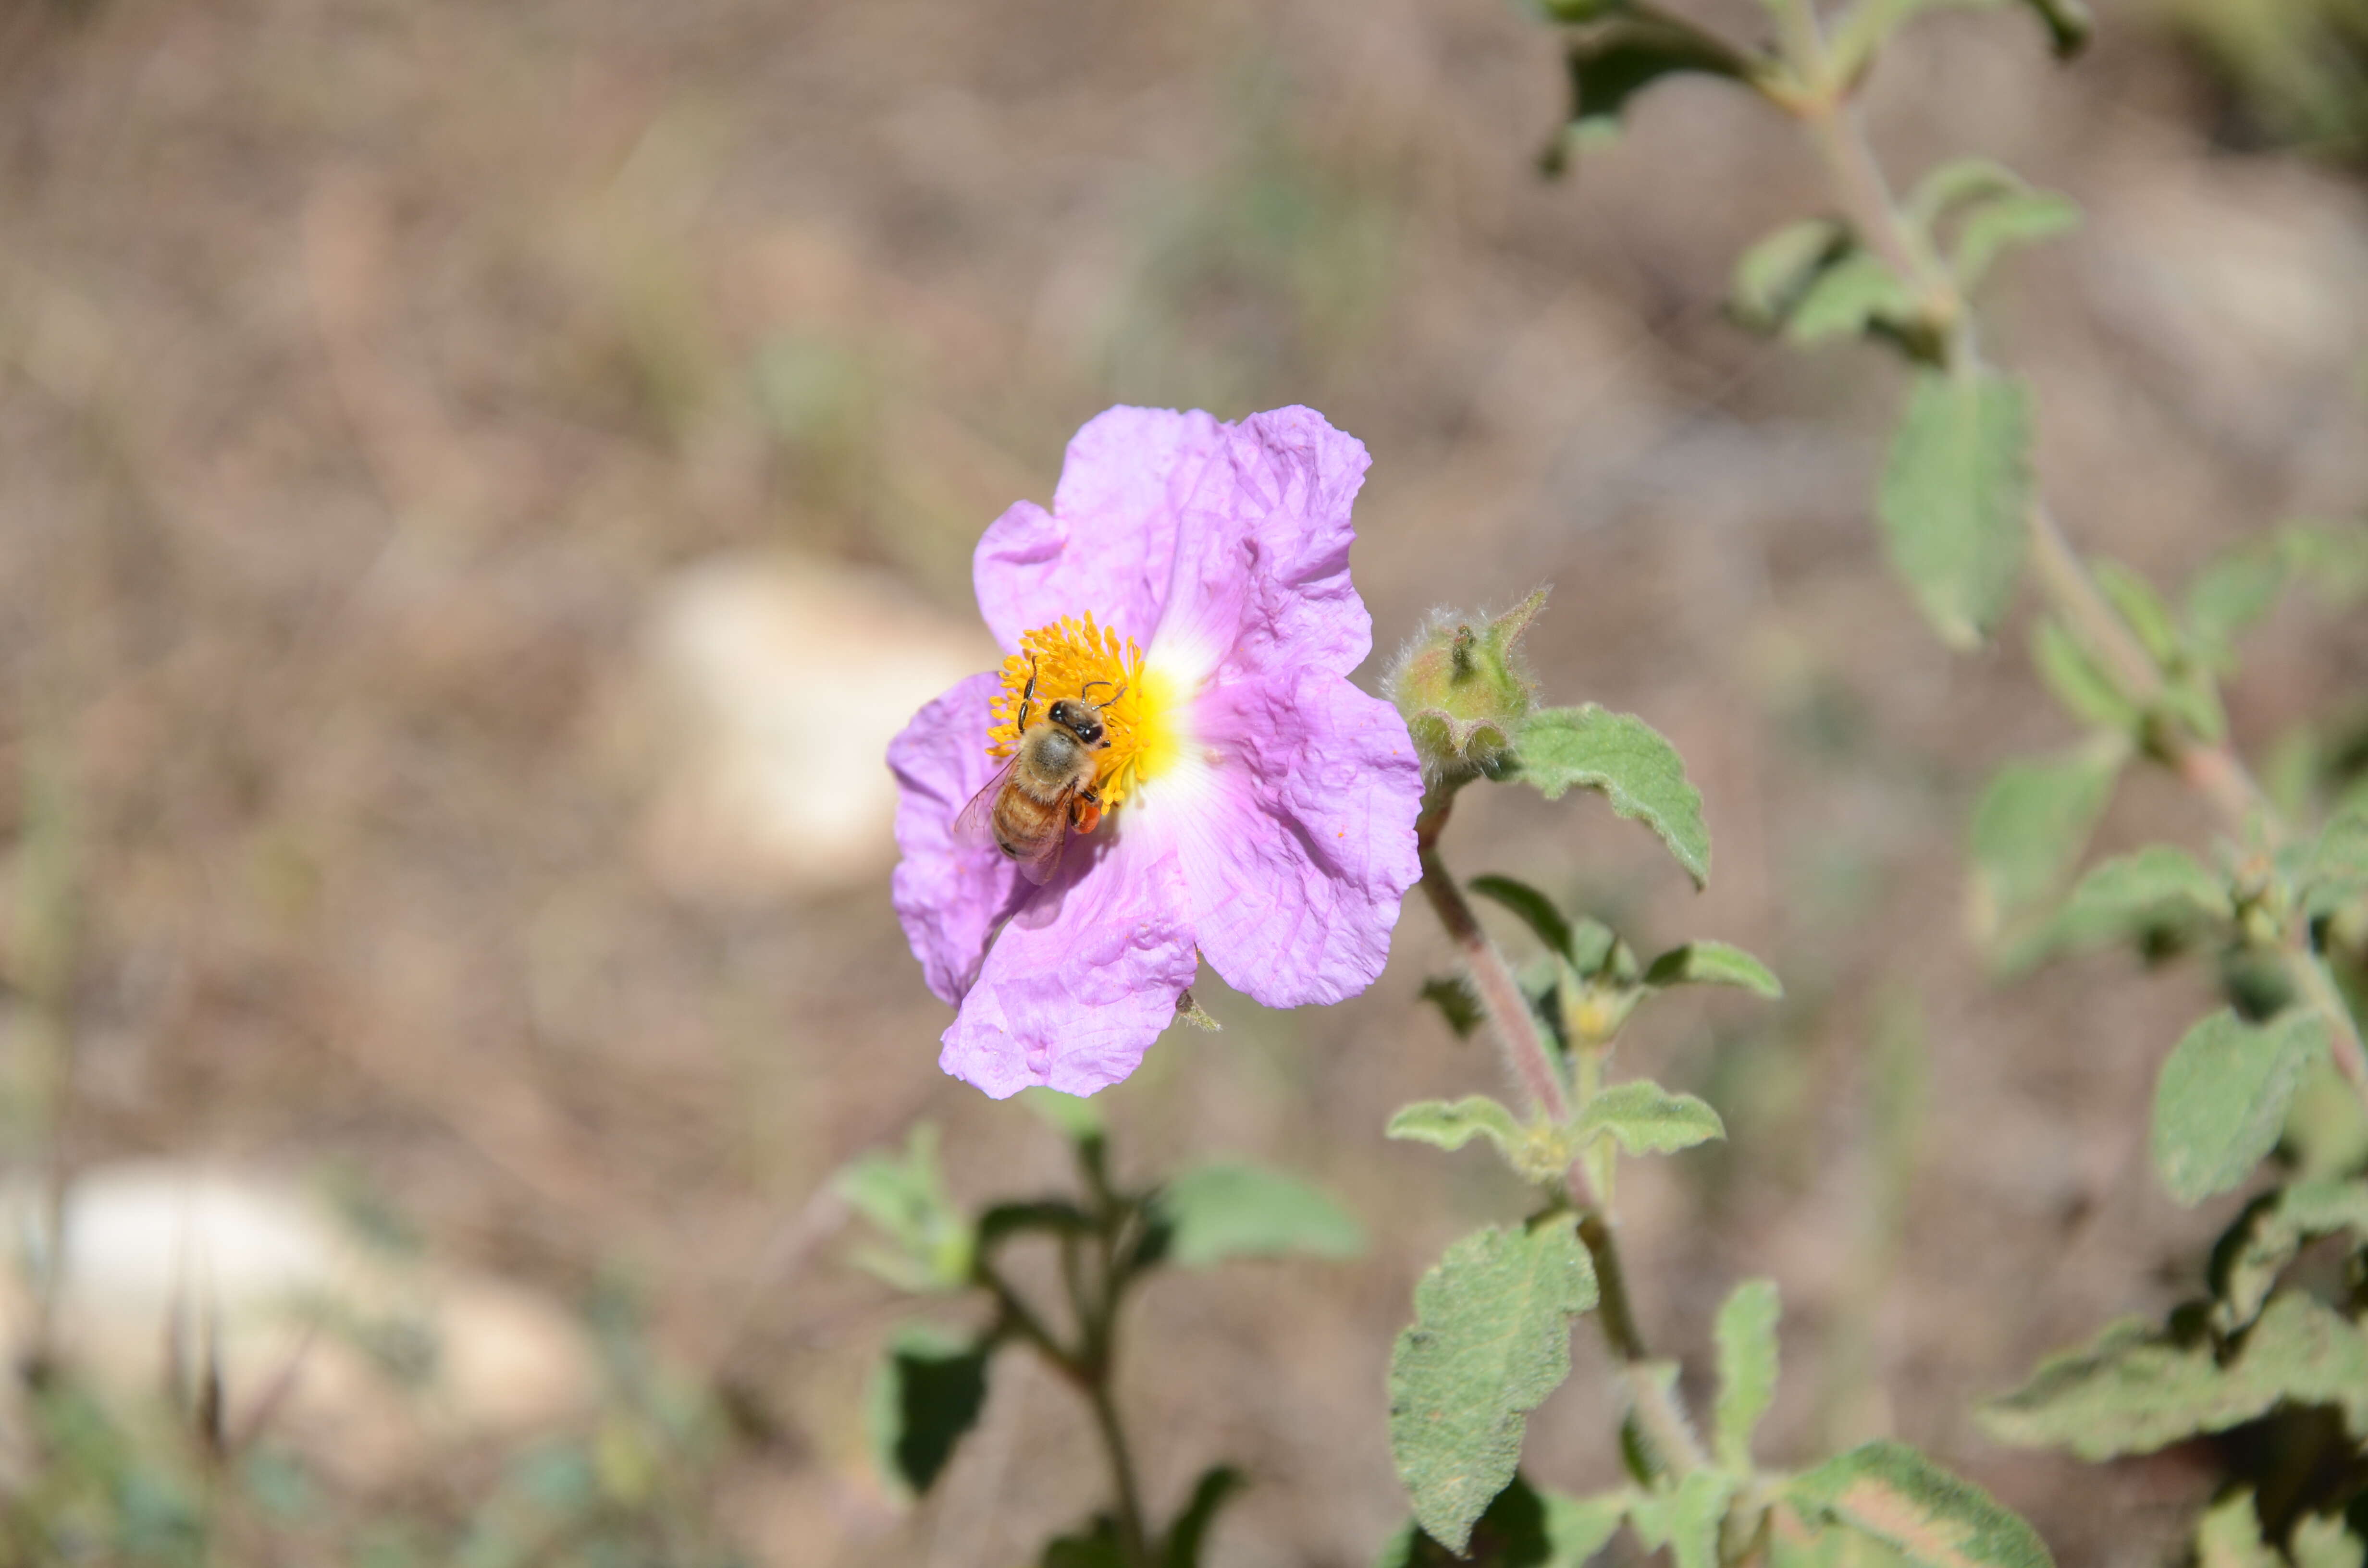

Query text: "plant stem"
[2290, 949, 2368, 1108]
[1085, 1374, 1151, 1566]
[1415, 784, 1572, 1127]
[1579, 1212, 1709, 1476]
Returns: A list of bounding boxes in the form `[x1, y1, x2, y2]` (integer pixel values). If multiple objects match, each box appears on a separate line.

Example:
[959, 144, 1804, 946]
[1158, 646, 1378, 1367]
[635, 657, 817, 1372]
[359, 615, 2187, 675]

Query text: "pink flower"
[888, 406, 1425, 1098]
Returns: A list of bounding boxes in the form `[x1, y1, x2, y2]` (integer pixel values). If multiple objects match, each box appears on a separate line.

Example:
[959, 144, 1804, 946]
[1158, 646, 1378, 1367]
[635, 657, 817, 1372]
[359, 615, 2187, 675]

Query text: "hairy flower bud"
[1385, 587, 1548, 781]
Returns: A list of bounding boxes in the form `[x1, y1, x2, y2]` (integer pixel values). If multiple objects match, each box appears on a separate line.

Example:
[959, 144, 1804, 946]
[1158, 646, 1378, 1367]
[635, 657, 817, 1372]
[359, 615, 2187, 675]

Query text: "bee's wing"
[1012, 784, 1075, 886]
[951, 754, 1023, 851]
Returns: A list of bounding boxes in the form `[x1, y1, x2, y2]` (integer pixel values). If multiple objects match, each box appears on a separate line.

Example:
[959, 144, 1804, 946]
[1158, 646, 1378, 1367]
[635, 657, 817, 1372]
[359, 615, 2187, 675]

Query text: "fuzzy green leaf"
[1786, 251, 1920, 346]
[1905, 157, 2025, 228]
[1372, 1475, 1629, 1568]
[1421, 974, 1485, 1039]
[1629, 1470, 1738, 1568]
[1154, 1163, 1365, 1267]
[1788, 1441, 2052, 1568]
[1471, 875, 1577, 960]
[836, 1125, 975, 1293]
[1879, 370, 2033, 650]
[2210, 1178, 2368, 1335]
[2029, 620, 2139, 734]
[2186, 542, 2287, 674]
[1952, 191, 2079, 290]
[1645, 941, 1784, 999]
[1732, 220, 1850, 334]
[1979, 1291, 2368, 1458]
[866, 1322, 993, 1496]
[1161, 1465, 1245, 1568]
[2091, 562, 2181, 666]
[1511, 705, 1711, 888]
[1560, 19, 1748, 142]
[2292, 1515, 2366, 1568]
[2302, 808, 2368, 916]
[1714, 1278, 1782, 1471]
[1389, 1097, 1524, 1158]
[1573, 1080, 1726, 1155]
[2044, 845, 2232, 955]
[2152, 1008, 2329, 1206]
[1967, 738, 2125, 947]
[1388, 1221, 1600, 1552]
[2196, 1493, 2276, 1568]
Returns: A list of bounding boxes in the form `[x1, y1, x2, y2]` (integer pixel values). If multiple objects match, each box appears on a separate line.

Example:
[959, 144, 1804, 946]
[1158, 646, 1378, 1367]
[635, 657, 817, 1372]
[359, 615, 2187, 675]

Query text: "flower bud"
[1386, 588, 1548, 781]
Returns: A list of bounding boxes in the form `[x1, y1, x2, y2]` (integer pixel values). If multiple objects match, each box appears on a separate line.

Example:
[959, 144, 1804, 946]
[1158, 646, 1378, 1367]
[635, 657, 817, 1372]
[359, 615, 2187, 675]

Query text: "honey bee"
[954, 661, 1125, 885]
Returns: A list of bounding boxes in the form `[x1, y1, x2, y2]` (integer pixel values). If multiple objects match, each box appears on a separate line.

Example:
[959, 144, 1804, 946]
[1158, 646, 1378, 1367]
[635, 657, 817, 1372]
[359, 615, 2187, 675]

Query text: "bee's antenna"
[1080, 678, 1127, 710]
[1018, 655, 1039, 731]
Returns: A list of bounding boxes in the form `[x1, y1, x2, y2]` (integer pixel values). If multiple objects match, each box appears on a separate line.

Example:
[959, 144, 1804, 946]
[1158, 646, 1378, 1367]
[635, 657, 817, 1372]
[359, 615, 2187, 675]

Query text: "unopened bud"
[1387, 588, 1548, 782]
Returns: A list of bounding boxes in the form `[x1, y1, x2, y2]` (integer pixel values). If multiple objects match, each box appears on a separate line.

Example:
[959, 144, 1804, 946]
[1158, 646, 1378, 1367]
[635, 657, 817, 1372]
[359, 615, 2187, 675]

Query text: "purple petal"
[1149, 406, 1375, 685]
[888, 673, 1027, 1004]
[972, 407, 1227, 655]
[939, 811, 1199, 1099]
[1169, 668, 1423, 1007]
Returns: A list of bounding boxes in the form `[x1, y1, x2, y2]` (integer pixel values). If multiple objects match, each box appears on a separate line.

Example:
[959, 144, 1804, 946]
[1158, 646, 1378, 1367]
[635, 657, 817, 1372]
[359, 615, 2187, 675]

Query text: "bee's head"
[1047, 698, 1104, 747]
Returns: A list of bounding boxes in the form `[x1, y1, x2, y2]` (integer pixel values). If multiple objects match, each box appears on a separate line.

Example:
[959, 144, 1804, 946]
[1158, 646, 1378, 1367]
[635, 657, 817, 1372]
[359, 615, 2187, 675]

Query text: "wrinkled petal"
[941, 812, 1197, 1098]
[1148, 406, 1374, 687]
[972, 407, 1226, 655]
[888, 673, 1027, 1003]
[1168, 667, 1422, 1007]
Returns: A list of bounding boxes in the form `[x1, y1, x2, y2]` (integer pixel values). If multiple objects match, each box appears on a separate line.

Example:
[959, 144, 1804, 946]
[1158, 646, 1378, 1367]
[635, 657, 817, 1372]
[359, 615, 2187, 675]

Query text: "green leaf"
[2186, 541, 2287, 674]
[1373, 1475, 1628, 1568]
[1714, 1278, 1782, 1471]
[1388, 1220, 1600, 1552]
[1471, 875, 1576, 960]
[2195, 1493, 2276, 1568]
[2029, 619, 2139, 734]
[1830, 0, 2089, 87]
[2292, 1514, 2366, 1568]
[1161, 1465, 1245, 1568]
[1905, 157, 2026, 229]
[1572, 1080, 1726, 1156]
[2152, 1008, 2329, 1206]
[1951, 191, 2079, 291]
[1644, 941, 1783, 999]
[2208, 1177, 2368, 1334]
[1731, 220, 1851, 334]
[1966, 737, 2125, 948]
[1421, 974, 1485, 1039]
[2044, 845, 2232, 955]
[1019, 1088, 1104, 1143]
[865, 1322, 993, 1496]
[2091, 562, 2181, 667]
[1788, 1441, 2052, 1568]
[1879, 370, 2034, 650]
[2302, 807, 2368, 916]
[1560, 18, 1749, 143]
[1979, 1291, 2368, 1458]
[1389, 1097, 1524, 1158]
[2281, 519, 2368, 608]
[1153, 1163, 1365, 1267]
[1511, 705, 1711, 888]
[836, 1125, 975, 1293]
[1041, 1517, 1127, 1568]
[1786, 251, 1920, 346]
[1629, 1470, 1738, 1568]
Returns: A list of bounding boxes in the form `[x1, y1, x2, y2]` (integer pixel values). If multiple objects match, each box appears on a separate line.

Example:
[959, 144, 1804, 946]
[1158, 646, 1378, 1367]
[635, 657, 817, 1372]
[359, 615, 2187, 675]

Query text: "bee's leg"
[1070, 794, 1105, 836]
[1017, 655, 1038, 732]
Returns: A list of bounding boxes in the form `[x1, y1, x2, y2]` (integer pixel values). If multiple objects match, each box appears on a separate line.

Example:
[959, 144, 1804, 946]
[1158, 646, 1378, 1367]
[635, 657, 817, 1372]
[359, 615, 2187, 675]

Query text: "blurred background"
[1, 0, 2366, 1561]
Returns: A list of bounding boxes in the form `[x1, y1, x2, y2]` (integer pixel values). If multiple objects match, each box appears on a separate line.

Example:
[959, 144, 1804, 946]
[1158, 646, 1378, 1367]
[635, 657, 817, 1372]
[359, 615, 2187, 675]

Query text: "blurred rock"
[0, 1163, 598, 1486]
[640, 554, 997, 900]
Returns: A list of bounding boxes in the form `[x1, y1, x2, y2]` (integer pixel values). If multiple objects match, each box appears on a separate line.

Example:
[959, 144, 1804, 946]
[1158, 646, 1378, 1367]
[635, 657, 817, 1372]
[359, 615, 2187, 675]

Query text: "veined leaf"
[865, 1321, 993, 1496]
[1714, 1278, 1782, 1471]
[1786, 251, 1920, 346]
[2210, 1177, 2368, 1334]
[1644, 941, 1783, 999]
[1788, 1440, 2052, 1568]
[1388, 1097, 1524, 1158]
[1629, 1470, 1738, 1568]
[1388, 1220, 1599, 1552]
[1967, 737, 2126, 948]
[1980, 1291, 2368, 1458]
[1732, 220, 1851, 334]
[1879, 370, 2033, 650]
[2152, 1008, 2329, 1206]
[1372, 1475, 1629, 1568]
[1471, 875, 1577, 960]
[1153, 1163, 1364, 1267]
[1511, 705, 1711, 888]
[1573, 1080, 1726, 1156]
[2043, 845, 2232, 956]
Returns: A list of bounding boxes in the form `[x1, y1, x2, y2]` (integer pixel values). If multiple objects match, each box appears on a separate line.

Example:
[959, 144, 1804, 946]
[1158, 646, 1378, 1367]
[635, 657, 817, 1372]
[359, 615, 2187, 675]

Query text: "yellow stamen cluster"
[988, 613, 1173, 809]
